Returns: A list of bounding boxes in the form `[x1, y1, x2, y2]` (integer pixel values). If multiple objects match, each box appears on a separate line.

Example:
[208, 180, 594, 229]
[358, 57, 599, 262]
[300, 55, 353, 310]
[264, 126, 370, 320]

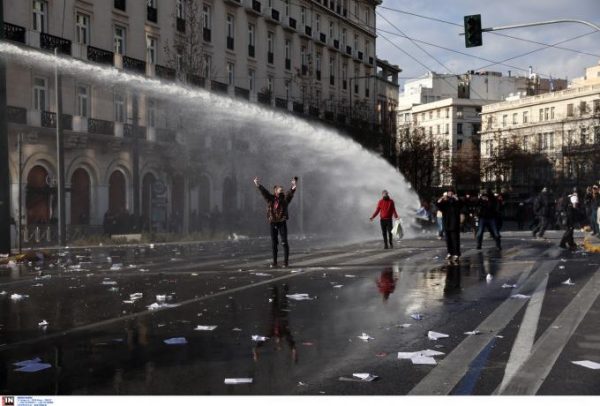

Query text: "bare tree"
[395, 126, 436, 199]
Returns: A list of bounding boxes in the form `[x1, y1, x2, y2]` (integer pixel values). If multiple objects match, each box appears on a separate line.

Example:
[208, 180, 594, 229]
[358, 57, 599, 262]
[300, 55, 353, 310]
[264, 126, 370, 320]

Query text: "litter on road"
[251, 335, 269, 342]
[147, 302, 178, 310]
[352, 373, 378, 381]
[357, 333, 374, 341]
[286, 293, 315, 301]
[428, 331, 449, 340]
[194, 325, 217, 331]
[410, 314, 423, 320]
[164, 337, 187, 345]
[10, 294, 28, 301]
[502, 283, 517, 289]
[464, 330, 481, 335]
[224, 378, 253, 384]
[561, 278, 575, 286]
[571, 360, 600, 370]
[398, 349, 445, 365]
[38, 320, 49, 327]
[13, 358, 52, 373]
[511, 294, 531, 299]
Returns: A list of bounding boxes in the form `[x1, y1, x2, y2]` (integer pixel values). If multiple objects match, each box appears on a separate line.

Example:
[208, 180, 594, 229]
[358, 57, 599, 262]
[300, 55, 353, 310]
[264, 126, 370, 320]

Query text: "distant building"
[480, 61, 600, 193]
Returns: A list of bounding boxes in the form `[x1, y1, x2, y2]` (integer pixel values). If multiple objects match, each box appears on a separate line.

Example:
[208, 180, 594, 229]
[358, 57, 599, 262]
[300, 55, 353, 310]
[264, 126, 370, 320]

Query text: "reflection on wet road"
[0, 232, 598, 395]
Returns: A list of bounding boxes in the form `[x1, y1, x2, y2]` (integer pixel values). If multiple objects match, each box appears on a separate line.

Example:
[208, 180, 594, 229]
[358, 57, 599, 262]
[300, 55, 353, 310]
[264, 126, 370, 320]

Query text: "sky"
[375, 0, 600, 90]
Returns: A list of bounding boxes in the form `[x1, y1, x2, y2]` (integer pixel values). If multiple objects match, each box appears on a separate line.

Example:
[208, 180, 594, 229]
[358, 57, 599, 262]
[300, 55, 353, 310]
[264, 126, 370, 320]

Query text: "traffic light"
[464, 14, 482, 48]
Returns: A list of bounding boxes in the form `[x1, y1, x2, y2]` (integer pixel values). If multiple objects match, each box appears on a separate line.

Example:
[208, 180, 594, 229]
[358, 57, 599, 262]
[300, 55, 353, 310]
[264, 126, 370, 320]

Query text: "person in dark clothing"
[369, 190, 399, 249]
[560, 192, 585, 250]
[437, 188, 463, 262]
[254, 176, 297, 267]
[476, 189, 502, 250]
[584, 185, 599, 236]
[532, 187, 554, 238]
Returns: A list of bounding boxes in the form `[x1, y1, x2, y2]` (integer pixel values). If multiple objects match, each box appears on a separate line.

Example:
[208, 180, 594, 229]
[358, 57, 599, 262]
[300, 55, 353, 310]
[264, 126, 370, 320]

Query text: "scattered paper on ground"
[252, 335, 269, 342]
[194, 325, 217, 331]
[224, 378, 253, 384]
[562, 278, 575, 286]
[428, 331, 449, 340]
[164, 337, 187, 345]
[465, 330, 480, 335]
[286, 293, 314, 301]
[511, 294, 531, 299]
[352, 373, 378, 381]
[571, 360, 600, 370]
[357, 333, 374, 341]
[333, 285, 343, 288]
[10, 294, 28, 301]
[38, 320, 49, 327]
[398, 349, 445, 365]
[147, 302, 178, 310]
[13, 358, 52, 373]
[502, 283, 517, 289]
[410, 314, 423, 320]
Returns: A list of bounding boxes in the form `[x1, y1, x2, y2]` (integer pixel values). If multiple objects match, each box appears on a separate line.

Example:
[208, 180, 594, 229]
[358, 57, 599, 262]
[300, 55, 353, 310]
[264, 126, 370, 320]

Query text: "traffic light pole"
[462, 18, 600, 38]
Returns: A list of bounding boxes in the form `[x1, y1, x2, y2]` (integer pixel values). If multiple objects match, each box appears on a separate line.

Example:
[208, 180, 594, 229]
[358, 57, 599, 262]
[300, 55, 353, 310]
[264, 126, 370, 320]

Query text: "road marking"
[497, 272, 549, 393]
[408, 260, 557, 395]
[498, 268, 600, 395]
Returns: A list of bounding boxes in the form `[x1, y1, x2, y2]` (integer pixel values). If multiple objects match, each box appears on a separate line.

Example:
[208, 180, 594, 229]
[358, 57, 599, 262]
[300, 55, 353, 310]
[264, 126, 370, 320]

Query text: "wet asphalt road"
[0, 231, 599, 395]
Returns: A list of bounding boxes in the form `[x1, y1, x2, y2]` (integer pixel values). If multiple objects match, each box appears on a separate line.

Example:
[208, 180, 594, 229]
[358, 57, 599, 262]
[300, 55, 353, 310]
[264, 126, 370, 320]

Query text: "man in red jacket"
[370, 190, 399, 249]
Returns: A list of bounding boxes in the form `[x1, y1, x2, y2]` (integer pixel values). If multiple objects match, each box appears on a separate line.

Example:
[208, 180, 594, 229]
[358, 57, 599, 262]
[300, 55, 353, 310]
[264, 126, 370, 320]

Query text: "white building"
[2, 0, 386, 244]
[480, 61, 600, 192]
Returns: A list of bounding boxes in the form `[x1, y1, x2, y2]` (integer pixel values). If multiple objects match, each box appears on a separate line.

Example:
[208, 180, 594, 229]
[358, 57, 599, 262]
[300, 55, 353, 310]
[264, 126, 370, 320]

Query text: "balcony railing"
[123, 124, 146, 138]
[211, 81, 228, 94]
[40, 32, 72, 55]
[271, 8, 280, 21]
[275, 98, 288, 109]
[122, 56, 146, 75]
[177, 18, 186, 33]
[235, 87, 250, 100]
[7, 106, 27, 125]
[147, 6, 158, 23]
[293, 102, 304, 114]
[203, 28, 211, 42]
[156, 128, 176, 143]
[257, 92, 271, 105]
[4, 22, 26, 43]
[87, 46, 114, 65]
[289, 17, 297, 29]
[227, 36, 234, 50]
[156, 65, 176, 81]
[248, 45, 255, 58]
[88, 118, 114, 135]
[114, 0, 126, 11]
[320, 33, 326, 43]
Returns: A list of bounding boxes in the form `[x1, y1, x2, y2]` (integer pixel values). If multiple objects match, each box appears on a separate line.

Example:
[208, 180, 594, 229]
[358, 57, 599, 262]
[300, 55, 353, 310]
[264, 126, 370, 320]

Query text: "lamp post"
[0, 1, 12, 254]
[55, 48, 66, 247]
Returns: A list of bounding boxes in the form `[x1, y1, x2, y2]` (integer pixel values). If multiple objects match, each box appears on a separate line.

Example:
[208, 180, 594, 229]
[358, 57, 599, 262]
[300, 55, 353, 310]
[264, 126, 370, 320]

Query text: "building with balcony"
[2, 0, 388, 243]
[480, 61, 600, 193]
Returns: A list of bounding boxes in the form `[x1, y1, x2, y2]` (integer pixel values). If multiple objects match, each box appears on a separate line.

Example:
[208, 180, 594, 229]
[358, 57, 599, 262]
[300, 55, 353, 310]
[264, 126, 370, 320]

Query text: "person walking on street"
[476, 189, 502, 250]
[560, 192, 585, 250]
[584, 185, 599, 236]
[370, 190, 399, 249]
[254, 176, 298, 267]
[532, 187, 554, 238]
[437, 188, 463, 262]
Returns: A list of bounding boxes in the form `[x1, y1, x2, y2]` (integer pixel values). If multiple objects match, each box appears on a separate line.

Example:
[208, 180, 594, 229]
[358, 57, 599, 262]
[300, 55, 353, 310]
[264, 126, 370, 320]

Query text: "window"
[285, 39, 290, 59]
[176, 0, 185, 19]
[457, 123, 463, 134]
[329, 21, 334, 42]
[202, 4, 211, 29]
[329, 56, 335, 83]
[579, 101, 587, 115]
[523, 111, 528, 123]
[146, 35, 157, 64]
[428, 127, 432, 136]
[595, 126, 600, 143]
[446, 108, 449, 118]
[512, 113, 518, 125]
[248, 23, 255, 56]
[77, 85, 90, 117]
[549, 132, 554, 149]
[550, 107, 555, 119]
[365, 9, 370, 26]
[114, 25, 126, 55]
[32, 1, 47, 33]
[32, 77, 47, 111]
[115, 94, 126, 123]
[581, 127, 587, 144]
[203, 54, 211, 78]
[226, 14, 234, 38]
[429, 111, 432, 120]
[248, 69, 255, 92]
[285, 0, 289, 17]
[147, 99, 156, 128]
[267, 32, 274, 53]
[539, 108, 543, 121]
[457, 139, 463, 150]
[147, 0, 156, 7]
[76, 13, 90, 45]
[267, 76, 273, 93]
[285, 81, 290, 100]
[456, 107, 463, 118]
[445, 123, 449, 134]
[316, 14, 320, 33]
[436, 109, 440, 118]
[342, 29, 347, 46]
[301, 46, 307, 66]
[502, 114, 507, 127]
[567, 103, 573, 117]
[594, 100, 600, 113]
[301, 7, 305, 25]
[316, 52, 321, 73]
[436, 124, 440, 134]
[227, 63, 234, 86]
[544, 108, 549, 120]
